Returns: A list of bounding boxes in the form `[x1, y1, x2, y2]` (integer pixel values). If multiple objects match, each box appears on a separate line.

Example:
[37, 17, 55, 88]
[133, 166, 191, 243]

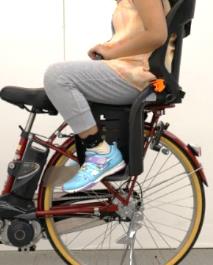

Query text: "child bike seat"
[148, 0, 196, 104]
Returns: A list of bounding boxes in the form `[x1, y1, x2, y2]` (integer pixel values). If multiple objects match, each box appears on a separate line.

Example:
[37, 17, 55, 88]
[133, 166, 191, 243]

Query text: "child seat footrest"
[104, 168, 129, 181]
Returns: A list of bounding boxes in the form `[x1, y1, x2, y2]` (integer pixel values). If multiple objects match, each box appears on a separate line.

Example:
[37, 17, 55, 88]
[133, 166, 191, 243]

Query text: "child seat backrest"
[149, 0, 196, 103]
[87, 1, 197, 178]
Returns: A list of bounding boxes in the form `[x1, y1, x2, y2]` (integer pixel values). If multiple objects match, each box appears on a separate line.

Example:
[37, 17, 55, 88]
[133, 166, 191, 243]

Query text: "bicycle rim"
[42, 130, 205, 265]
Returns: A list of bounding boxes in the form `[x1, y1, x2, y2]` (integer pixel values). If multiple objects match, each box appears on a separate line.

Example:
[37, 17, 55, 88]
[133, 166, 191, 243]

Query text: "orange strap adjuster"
[151, 79, 166, 93]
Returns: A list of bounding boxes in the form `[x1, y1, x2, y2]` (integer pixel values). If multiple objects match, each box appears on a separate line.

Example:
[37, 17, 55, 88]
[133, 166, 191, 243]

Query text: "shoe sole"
[63, 160, 126, 193]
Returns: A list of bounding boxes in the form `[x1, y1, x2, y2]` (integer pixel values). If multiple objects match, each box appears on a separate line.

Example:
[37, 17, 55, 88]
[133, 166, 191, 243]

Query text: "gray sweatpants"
[44, 60, 140, 134]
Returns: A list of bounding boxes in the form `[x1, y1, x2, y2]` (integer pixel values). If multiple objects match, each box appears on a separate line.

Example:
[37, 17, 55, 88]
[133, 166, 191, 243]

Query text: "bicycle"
[0, 0, 207, 265]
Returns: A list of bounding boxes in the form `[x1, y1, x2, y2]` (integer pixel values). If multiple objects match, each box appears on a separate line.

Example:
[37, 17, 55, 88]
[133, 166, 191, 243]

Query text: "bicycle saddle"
[0, 86, 58, 115]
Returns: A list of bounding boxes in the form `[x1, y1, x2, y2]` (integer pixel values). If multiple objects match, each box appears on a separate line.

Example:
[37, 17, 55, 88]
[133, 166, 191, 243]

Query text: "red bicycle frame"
[1, 106, 207, 219]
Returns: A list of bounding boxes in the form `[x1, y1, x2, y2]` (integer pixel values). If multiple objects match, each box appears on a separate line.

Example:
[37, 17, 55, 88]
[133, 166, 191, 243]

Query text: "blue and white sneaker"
[63, 143, 126, 193]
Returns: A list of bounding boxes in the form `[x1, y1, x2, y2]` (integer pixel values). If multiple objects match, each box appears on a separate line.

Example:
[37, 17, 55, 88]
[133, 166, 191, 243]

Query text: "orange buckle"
[151, 79, 166, 93]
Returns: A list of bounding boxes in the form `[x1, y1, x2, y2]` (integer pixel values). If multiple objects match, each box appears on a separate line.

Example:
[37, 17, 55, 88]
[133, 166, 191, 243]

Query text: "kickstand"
[120, 232, 137, 265]
[119, 211, 143, 265]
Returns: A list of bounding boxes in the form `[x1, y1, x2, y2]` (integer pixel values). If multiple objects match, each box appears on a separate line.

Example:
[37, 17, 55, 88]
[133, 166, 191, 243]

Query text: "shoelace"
[78, 162, 103, 180]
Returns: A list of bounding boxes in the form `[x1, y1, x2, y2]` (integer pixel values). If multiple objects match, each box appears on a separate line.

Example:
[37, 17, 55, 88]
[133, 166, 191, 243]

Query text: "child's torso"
[103, 0, 175, 91]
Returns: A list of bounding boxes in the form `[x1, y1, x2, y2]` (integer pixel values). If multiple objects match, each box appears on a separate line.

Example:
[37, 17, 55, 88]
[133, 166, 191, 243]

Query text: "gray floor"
[0, 249, 212, 265]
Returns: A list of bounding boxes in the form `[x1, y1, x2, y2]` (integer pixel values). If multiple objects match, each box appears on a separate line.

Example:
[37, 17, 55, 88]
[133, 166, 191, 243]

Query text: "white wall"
[0, 0, 212, 249]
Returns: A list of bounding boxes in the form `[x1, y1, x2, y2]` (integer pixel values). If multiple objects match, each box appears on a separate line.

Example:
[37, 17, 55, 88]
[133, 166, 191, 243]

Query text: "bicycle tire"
[41, 129, 205, 265]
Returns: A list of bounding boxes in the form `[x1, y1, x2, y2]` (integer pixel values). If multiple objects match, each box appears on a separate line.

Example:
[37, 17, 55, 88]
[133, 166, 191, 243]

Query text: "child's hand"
[88, 44, 111, 60]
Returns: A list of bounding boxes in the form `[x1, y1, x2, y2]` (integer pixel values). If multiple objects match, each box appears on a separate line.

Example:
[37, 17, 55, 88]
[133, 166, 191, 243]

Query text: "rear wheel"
[41, 129, 205, 265]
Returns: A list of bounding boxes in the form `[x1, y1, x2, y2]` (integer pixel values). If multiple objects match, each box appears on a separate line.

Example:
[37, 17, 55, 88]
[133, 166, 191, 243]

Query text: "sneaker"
[62, 143, 126, 193]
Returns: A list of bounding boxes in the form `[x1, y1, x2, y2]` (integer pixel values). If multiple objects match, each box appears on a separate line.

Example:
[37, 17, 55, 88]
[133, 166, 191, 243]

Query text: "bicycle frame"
[1, 106, 207, 220]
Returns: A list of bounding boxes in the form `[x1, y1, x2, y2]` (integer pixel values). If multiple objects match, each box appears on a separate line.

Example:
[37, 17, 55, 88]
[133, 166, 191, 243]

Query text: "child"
[44, 0, 172, 193]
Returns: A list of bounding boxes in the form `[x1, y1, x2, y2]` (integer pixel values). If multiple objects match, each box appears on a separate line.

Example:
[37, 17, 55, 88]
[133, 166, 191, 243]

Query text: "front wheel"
[41, 129, 205, 265]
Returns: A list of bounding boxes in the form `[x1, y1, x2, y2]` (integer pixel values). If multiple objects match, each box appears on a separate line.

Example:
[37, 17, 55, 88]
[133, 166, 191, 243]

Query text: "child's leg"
[44, 60, 140, 134]
[44, 60, 140, 192]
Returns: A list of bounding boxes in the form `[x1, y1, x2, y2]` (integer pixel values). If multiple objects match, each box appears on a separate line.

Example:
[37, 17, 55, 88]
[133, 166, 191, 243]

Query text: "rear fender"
[164, 130, 208, 186]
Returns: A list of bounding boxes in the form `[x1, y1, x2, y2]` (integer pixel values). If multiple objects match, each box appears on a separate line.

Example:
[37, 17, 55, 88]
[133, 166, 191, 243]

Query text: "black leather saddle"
[0, 86, 58, 115]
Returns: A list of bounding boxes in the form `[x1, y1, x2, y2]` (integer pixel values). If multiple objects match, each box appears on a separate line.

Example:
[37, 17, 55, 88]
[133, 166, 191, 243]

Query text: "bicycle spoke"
[144, 183, 191, 206]
[143, 170, 187, 195]
[65, 229, 84, 248]
[107, 222, 113, 265]
[145, 202, 192, 221]
[143, 219, 166, 263]
[160, 195, 193, 205]
[140, 161, 181, 187]
[143, 219, 187, 233]
[143, 172, 190, 199]
[144, 214, 182, 244]
[99, 222, 110, 249]
[142, 152, 173, 192]
[146, 198, 193, 211]
[82, 222, 119, 250]
[141, 152, 160, 188]
[81, 225, 111, 250]
[144, 215, 171, 248]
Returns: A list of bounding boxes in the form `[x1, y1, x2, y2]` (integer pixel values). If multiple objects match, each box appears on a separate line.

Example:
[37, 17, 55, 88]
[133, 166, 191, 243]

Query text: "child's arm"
[91, 0, 168, 60]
